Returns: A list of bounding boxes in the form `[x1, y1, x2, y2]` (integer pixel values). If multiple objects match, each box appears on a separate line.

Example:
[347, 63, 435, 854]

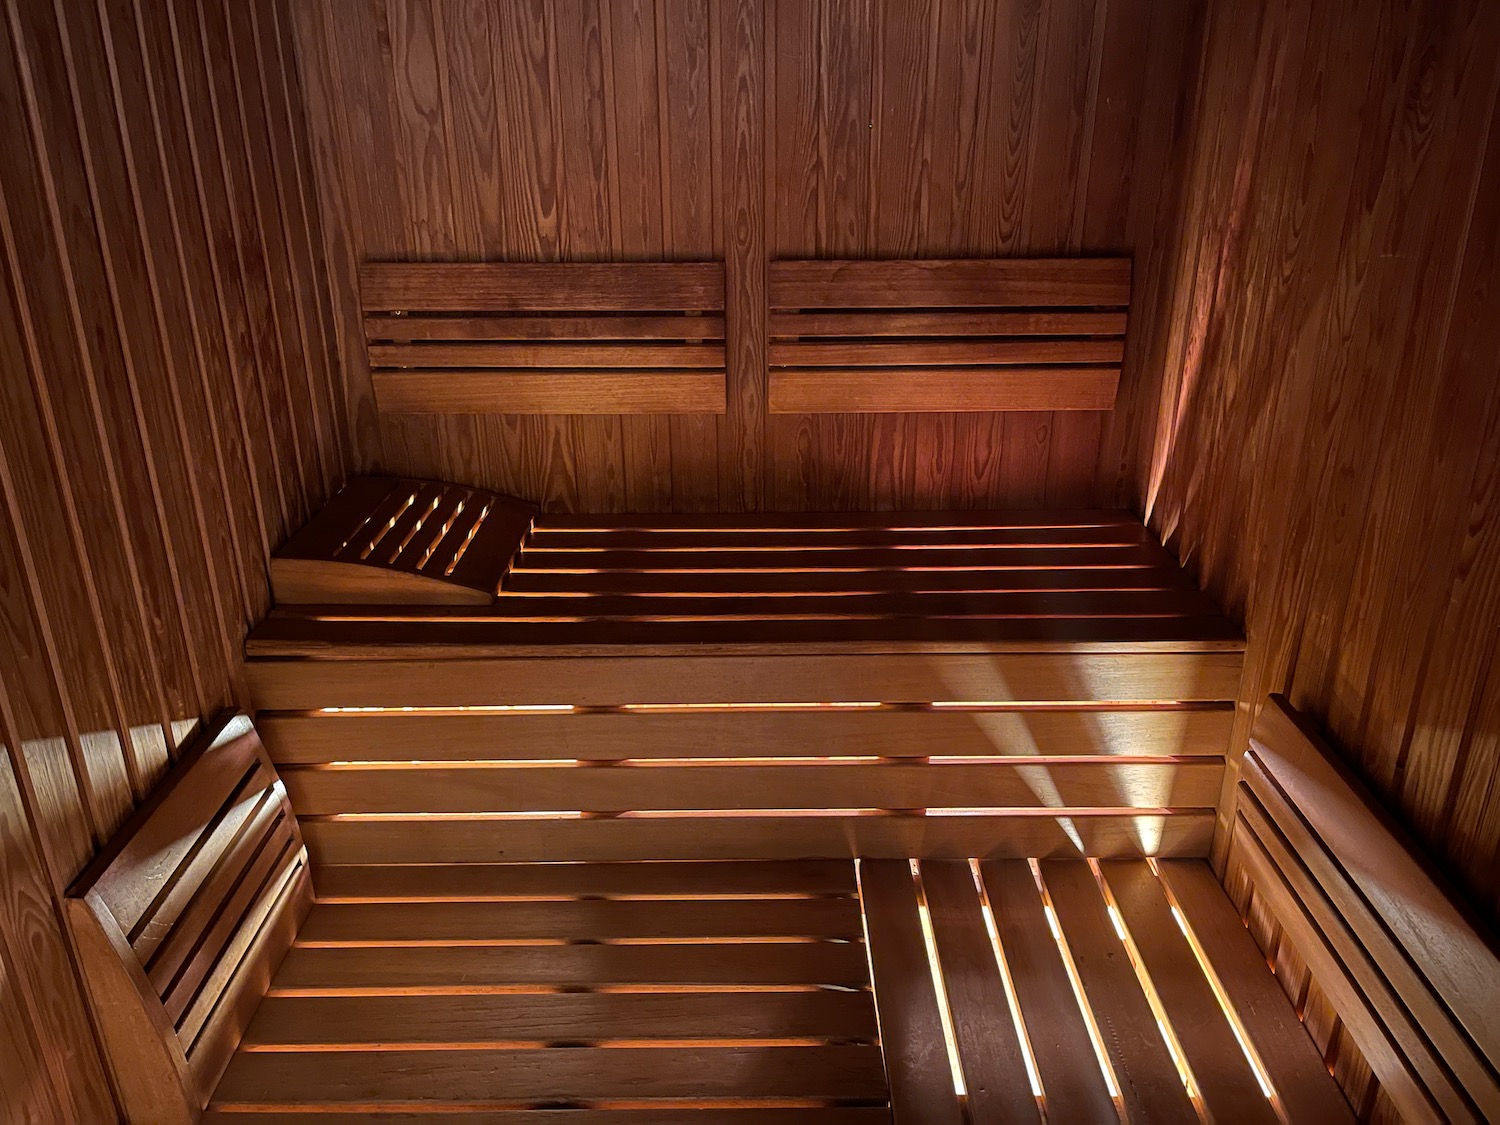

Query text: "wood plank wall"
[0, 0, 347, 1118]
[1107, 0, 1500, 927]
[292, 0, 1201, 513]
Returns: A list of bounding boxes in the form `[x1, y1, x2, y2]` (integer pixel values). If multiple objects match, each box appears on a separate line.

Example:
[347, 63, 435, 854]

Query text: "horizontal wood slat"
[769, 366, 1121, 413]
[242, 991, 881, 1047]
[364, 313, 727, 341]
[297, 814, 1215, 865]
[257, 707, 1234, 764]
[214, 1045, 889, 1105]
[274, 936, 876, 990]
[246, 652, 1244, 709]
[312, 860, 857, 900]
[361, 262, 726, 312]
[295, 897, 864, 944]
[371, 370, 728, 415]
[280, 760, 1223, 815]
[362, 263, 727, 415]
[768, 258, 1128, 414]
[769, 258, 1132, 307]
[211, 860, 889, 1116]
[1226, 695, 1500, 1124]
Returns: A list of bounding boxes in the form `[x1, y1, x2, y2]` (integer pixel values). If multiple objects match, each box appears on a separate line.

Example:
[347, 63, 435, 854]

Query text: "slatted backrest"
[361, 261, 727, 415]
[271, 475, 537, 605]
[768, 258, 1130, 413]
[1226, 695, 1500, 1124]
[66, 715, 313, 1124]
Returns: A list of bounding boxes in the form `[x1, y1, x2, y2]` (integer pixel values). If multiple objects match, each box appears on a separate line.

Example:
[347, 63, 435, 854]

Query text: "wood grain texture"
[0, 0, 347, 1115]
[865, 859, 1346, 1125]
[1107, 0, 1500, 948]
[1225, 696, 1500, 1123]
[292, 0, 1201, 510]
[210, 859, 889, 1116]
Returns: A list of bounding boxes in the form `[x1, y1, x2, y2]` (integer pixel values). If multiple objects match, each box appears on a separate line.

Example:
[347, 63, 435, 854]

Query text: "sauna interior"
[3, 1, 1499, 1122]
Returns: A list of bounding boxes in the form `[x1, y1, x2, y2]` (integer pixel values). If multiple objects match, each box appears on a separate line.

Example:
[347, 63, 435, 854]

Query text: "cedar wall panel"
[1109, 0, 1500, 926]
[0, 0, 346, 1119]
[294, 0, 1202, 511]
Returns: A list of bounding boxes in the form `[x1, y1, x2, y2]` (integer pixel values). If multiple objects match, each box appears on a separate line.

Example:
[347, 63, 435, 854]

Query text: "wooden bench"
[768, 257, 1130, 413]
[65, 715, 312, 1125]
[1226, 695, 1500, 1123]
[362, 261, 727, 414]
[247, 499, 1245, 866]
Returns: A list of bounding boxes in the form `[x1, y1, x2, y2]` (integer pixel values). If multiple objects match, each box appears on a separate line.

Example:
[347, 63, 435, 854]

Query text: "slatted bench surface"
[249, 507, 1243, 865]
[257, 506, 1244, 650]
[768, 258, 1130, 414]
[862, 857, 1353, 1124]
[362, 261, 727, 415]
[1225, 696, 1500, 1124]
[205, 861, 889, 1121]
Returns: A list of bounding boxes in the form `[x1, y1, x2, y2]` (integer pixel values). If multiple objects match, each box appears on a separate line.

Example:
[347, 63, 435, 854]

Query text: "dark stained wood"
[211, 859, 889, 1116]
[768, 257, 1132, 307]
[271, 475, 536, 604]
[372, 369, 727, 415]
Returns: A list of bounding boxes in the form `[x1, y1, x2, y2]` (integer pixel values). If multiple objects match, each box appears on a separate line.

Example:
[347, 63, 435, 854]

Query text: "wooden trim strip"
[857, 860, 965, 1124]
[360, 261, 727, 312]
[768, 366, 1120, 413]
[768, 258, 1131, 308]
[371, 369, 727, 414]
[364, 313, 728, 341]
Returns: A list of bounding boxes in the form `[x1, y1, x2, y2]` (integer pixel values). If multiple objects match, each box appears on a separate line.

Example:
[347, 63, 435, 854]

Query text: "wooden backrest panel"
[271, 475, 537, 605]
[361, 261, 727, 414]
[768, 258, 1130, 413]
[66, 715, 313, 1123]
[1226, 696, 1500, 1124]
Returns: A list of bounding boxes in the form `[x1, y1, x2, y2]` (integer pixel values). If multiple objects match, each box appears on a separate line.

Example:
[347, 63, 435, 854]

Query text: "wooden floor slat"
[205, 1110, 894, 1123]
[918, 861, 1042, 1123]
[212, 1045, 889, 1106]
[242, 991, 881, 1048]
[857, 860, 964, 1125]
[1098, 861, 1281, 1125]
[280, 760, 1224, 815]
[260, 707, 1235, 764]
[1038, 861, 1199, 1125]
[298, 813, 1216, 865]
[978, 861, 1119, 1123]
[296, 897, 865, 944]
[312, 861, 859, 900]
[273, 942, 873, 992]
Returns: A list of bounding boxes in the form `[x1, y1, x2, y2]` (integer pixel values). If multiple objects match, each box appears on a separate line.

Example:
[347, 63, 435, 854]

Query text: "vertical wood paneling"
[0, 0, 347, 1115]
[1113, 0, 1500, 931]
[295, 0, 1199, 513]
